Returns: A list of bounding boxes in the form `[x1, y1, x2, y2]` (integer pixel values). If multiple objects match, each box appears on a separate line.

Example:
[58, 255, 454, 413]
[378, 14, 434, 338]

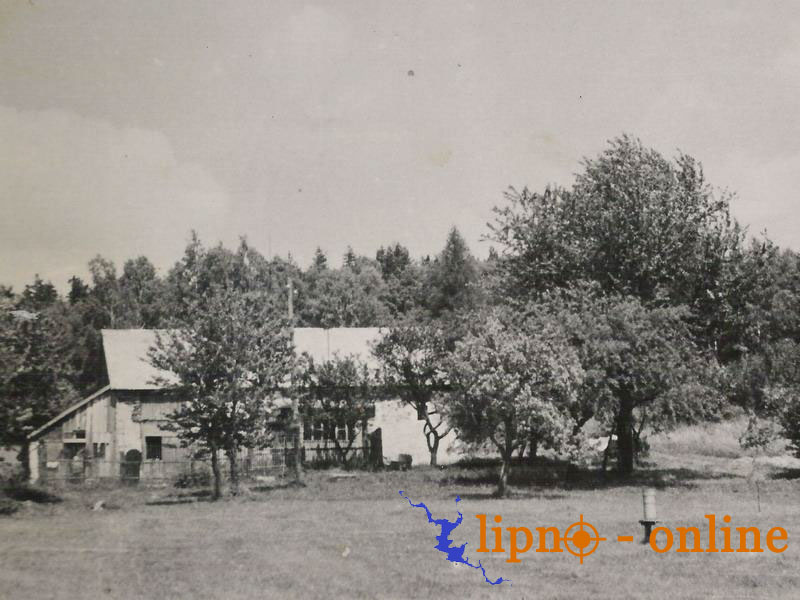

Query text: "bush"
[2, 483, 62, 504]
[780, 393, 800, 458]
[173, 469, 212, 489]
[0, 499, 19, 516]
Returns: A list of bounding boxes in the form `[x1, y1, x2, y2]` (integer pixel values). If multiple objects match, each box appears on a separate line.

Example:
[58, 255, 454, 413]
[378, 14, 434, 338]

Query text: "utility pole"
[287, 277, 294, 321]
[287, 277, 303, 484]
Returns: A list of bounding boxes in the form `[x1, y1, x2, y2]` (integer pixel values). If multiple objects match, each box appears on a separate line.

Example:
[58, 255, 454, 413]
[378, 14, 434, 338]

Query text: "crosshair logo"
[563, 514, 606, 564]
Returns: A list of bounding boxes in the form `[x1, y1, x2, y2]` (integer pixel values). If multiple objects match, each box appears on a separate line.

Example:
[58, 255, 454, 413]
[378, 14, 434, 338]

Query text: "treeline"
[0, 226, 486, 395]
[3, 134, 800, 494]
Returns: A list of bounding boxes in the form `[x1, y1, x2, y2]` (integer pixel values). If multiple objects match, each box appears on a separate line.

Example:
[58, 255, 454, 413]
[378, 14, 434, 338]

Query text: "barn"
[27, 328, 457, 483]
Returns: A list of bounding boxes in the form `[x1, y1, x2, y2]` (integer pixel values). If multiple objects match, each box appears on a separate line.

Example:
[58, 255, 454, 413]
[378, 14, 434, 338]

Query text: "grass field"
[3, 424, 800, 599]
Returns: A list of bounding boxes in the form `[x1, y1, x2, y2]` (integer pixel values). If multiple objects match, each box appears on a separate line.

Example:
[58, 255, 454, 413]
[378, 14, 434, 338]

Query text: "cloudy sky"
[1, 1, 799, 291]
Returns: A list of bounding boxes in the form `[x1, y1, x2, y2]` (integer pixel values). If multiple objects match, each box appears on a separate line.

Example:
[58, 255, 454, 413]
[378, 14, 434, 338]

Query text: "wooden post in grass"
[639, 488, 658, 543]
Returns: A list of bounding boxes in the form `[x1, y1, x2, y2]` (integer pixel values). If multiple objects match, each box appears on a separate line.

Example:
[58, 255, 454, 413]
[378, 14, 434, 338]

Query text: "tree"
[67, 276, 90, 305]
[737, 339, 800, 458]
[118, 256, 166, 327]
[445, 308, 583, 496]
[87, 255, 125, 327]
[376, 243, 411, 280]
[375, 243, 425, 321]
[0, 305, 78, 479]
[296, 354, 375, 467]
[312, 247, 328, 271]
[343, 246, 358, 269]
[425, 227, 482, 319]
[300, 262, 391, 327]
[149, 237, 296, 498]
[489, 135, 747, 355]
[535, 285, 721, 475]
[373, 323, 452, 466]
[18, 275, 58, 311]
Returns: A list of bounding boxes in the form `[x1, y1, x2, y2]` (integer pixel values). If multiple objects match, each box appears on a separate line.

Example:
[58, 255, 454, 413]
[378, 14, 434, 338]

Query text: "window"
[145, 436, 162, 460]
[93, 443, 106, 458]
[335, 422, 356, 441]
[313, 420, 324, 441]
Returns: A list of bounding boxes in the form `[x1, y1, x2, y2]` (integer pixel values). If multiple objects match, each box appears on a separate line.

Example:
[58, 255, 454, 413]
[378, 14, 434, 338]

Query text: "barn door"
[368, 428, 383, 469]
[122, 449, 142, 484]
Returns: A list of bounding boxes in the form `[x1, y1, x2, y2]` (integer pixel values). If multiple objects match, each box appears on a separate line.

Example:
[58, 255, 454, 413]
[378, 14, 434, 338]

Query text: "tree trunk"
[17, 440, 31, 482]
[210, 444, 222, 500]
[527, 437, 538, 466]
[291, 397, 304, 484]
[616, 395, 635, 476]
[429, 435, 439, 467]
[424, 414, 450, 467]
[227, 448, 239, 496]
[497, 454, 511, 497]
[601, 428, 614, 476]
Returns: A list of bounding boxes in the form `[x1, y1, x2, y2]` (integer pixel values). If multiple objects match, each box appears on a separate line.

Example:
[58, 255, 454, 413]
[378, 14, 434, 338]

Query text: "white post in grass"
[640, 488, 658, 543]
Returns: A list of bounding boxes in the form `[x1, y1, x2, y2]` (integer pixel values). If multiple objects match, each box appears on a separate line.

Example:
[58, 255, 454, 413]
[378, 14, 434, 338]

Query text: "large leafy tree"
[117, 256, 167, 328]
[0, 304, 78, 479]
[62, 254, 170, 394]
[445, 308, 583, 496]
[489, 135, 749, 356]
[373, 323, 452, 466]
[533, 286, 722, 475]
[149, 237, 295, 498]
[300, 258, 391, 327]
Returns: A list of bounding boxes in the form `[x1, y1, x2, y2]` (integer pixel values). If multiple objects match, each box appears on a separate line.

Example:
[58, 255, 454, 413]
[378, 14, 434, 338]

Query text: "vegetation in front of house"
[4, 135, 800, 497]
[147, 238, 297, 499]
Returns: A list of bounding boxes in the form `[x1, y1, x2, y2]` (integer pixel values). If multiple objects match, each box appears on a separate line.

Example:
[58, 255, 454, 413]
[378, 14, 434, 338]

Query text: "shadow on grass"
[770, 468, 800, 480]
[145, 496, 215, 506]
[172, 489, 213, 498]
[3, 484, 62, 504]
[145, 488, 216, 505]
[250, 479, 307, 493]
[457, 491, 569, 501]
[439, 456, 738, 493]
[0, 499, 19, 515]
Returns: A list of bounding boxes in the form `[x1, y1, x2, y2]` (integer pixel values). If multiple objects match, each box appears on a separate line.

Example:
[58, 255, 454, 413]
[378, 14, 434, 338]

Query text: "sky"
[1, 1, 799, 292]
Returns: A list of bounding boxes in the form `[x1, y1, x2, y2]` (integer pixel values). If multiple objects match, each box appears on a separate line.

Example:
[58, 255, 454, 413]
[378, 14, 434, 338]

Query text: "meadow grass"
[2, 424, 800, 599]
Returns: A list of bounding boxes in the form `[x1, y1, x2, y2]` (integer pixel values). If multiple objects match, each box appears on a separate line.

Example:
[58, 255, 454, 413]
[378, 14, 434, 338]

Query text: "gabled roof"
[28, 327, 385, 440]
[27, 385, 112, 440]
[101, 328, 384, 389]
[102, 329, 179, 390]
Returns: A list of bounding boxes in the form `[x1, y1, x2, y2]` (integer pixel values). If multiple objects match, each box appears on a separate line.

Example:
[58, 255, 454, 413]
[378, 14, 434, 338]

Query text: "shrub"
[2, 483, 62, 504]
[0, 499, 19, 516]
[173, 469, 212, 489]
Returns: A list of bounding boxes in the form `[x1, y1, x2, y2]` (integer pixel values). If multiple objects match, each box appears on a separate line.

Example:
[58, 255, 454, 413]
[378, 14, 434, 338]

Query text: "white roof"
[29, 327, 385, 440]
[101, 327, 384, 390]
[293, 327, 382, 367]
[102, 329, 178, 390]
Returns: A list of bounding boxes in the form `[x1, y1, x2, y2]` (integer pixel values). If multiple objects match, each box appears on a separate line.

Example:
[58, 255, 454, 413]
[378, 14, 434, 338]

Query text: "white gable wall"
[372, 399, 460, 466]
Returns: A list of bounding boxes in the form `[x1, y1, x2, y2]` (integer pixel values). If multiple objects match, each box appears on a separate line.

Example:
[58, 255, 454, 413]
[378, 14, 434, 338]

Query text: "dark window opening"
[93, 443, 106, 458]
[145, 436, 162, 460]
[336, 420, 346, 441]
